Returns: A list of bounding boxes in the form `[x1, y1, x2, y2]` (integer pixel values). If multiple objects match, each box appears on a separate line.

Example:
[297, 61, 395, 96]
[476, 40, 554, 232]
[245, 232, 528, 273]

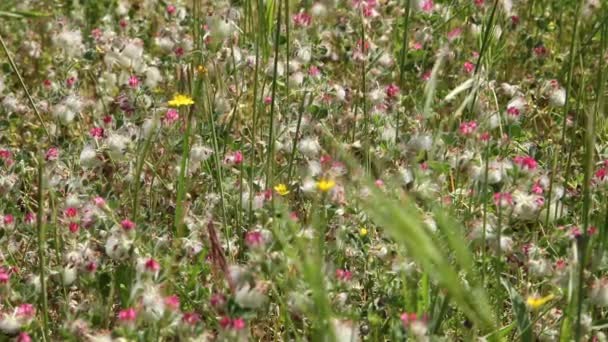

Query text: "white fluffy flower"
[80, 145, 99, 168]
[107, 133, 130, 160]
[53, 29, 85, 57]
[144, 67, 163, 89]
[298, 137, 321, 157]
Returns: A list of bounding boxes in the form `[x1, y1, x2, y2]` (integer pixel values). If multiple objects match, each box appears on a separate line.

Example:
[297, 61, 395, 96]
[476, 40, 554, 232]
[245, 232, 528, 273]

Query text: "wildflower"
[118, 307, 137, 322]
[359, 227, 368, 237]
[164, 295, 180, 311]
[463, 61, 475, 73]
[0, 269, 9, 284]
[166, 4, 176, 15]
[121, 219, 136, 231]
[335, 269, 353, 281]
[493, 192, 513, 207]
[197, 65, 207, 74]
[145, 258, 160, 272]
[168, 94, 194, 107]
[16, 332, 31, 342]
[447, 27, 462, 41]
[385, 84, 400, 98]
[526, 294, 555, 310]
[316, 179, 336, 192]
[459, 121, 477, 135]
[293, 11, 312, 27]
[128, 75, 139, 88]
[45, 147, 59, 161]
[245, 230, 265, 248]
[513, 155, 538, 171]
[274, 184, 289, 196]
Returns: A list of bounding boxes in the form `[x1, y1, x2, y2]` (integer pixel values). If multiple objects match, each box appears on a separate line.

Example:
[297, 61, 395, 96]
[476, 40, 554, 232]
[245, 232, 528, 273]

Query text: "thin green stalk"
[248, 13, 262, 225]
[480, 141, 490, 283]
[467, 0, 500, 116]
[0, 33, 51, 140]
[36, 158, 49, 341]
[287, 92, 309, 184]
[202, 78, 231, 257]
[174, 106, 194, 239]
[264, 0, 282, 190]
[395, 0, 411, 143]
[545, 0, 584, 225]
[132, 119, 158, 220]
[361, 20, 370, 174]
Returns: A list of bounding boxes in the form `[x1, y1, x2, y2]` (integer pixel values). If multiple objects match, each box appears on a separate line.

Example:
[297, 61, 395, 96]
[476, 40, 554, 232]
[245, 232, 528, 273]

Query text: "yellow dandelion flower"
[197, 65, 208, 74]
[359, 227, 368, 237]
[526, 294, 555, 310]
[274, 183, 289, 196]
[168, 94, 195, 107]
[316, 179, 336, 192]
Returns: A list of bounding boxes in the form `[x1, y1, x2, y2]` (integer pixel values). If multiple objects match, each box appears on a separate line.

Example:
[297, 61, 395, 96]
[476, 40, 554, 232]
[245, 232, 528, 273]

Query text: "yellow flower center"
[168, 94, 195, 107]
[316, 179, 336, 192]
[274, 184, 289, 196]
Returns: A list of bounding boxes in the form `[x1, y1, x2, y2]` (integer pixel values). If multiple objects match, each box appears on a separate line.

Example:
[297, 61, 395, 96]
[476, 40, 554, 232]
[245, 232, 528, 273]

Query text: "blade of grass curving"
[36, 158, 49, 341]
[0, 33, 51, 140]
[501, 278, 533, 342]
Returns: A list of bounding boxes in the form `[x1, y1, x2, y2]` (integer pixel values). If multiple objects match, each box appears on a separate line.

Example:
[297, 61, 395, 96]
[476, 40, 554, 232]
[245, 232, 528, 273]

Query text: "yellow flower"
[197, 65, 207, 74]
[359, 227, 368, 237]
[168, 94, 195, 107]
[316, 179, 336, 192]
[526, 294, 555, 310]
[274, 183, 289, 196]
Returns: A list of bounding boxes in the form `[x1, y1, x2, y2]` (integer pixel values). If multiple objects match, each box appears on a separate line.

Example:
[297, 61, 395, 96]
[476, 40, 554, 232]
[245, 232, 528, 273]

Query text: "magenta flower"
[118, 307, 137, 322]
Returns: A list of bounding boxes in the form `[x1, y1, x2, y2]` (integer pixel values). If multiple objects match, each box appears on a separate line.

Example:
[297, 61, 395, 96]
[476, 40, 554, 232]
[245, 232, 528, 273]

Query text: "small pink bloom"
[421, 0, 434, 12]
[210, 293, 226, 308]
[118, 307, 137, 322]
[174, 46, 185, 57]
[66, 77, 77, 87]
[493, 192, 513, 207]
[232, 318, 246, 330]
[335, 269, 353, 281]
[103, 115, 113, 125]
[93, 197, 106, 207]
[164, 109, 179, 124]
[245, 230, 265, 248]
[421, 70, 431, 81]
[91, 28, 103, 40]
[69, 222, 80, 233]
[164, 295, 180, 311]
[121, 219, 136, 231]
[119, 19, 128, 29]
[128, 75, 139, 88]
[16, 304, 35, 318]
[447, 27, 462, 41]
[45, 147, 59, 161]
[506, 106, 520, 117]
[16, 333, 31, 342]
[166, 4, 176, 15]
[479, 132, 491, 142]
[233, 151, 243, 164]
[375, 179, 384, 187]
[292, 12, 312, 27]
[463, 61, 475, 74]
[474, 0, 484, 7]
[145, 258, 160, 272]
[459, 121, 477, 135]
[533, 45, 548, 57]
[86, 261, 98, 273]
[412, 42, 423, 50]
[308, 65, 320, 77]
[385, 84, 400, 98]
[90, 126, 105, 138]
[24, 212, 35, 224]
[264, 96, 273, 105]
[513, 156, 538, 171]
[531, 182, 543, 194]
[0, 270, 10, 284]
[400, 312, 418, 326]
[3, 214, 14, 225]
[64, 207, 78, 218]
[219, 316, 232, 329]
[182, 312, 200, 325]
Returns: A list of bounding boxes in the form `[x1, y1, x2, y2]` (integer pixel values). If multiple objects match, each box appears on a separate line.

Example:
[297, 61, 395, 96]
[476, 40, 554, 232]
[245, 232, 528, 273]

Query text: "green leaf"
[501, 278, 533, 342]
